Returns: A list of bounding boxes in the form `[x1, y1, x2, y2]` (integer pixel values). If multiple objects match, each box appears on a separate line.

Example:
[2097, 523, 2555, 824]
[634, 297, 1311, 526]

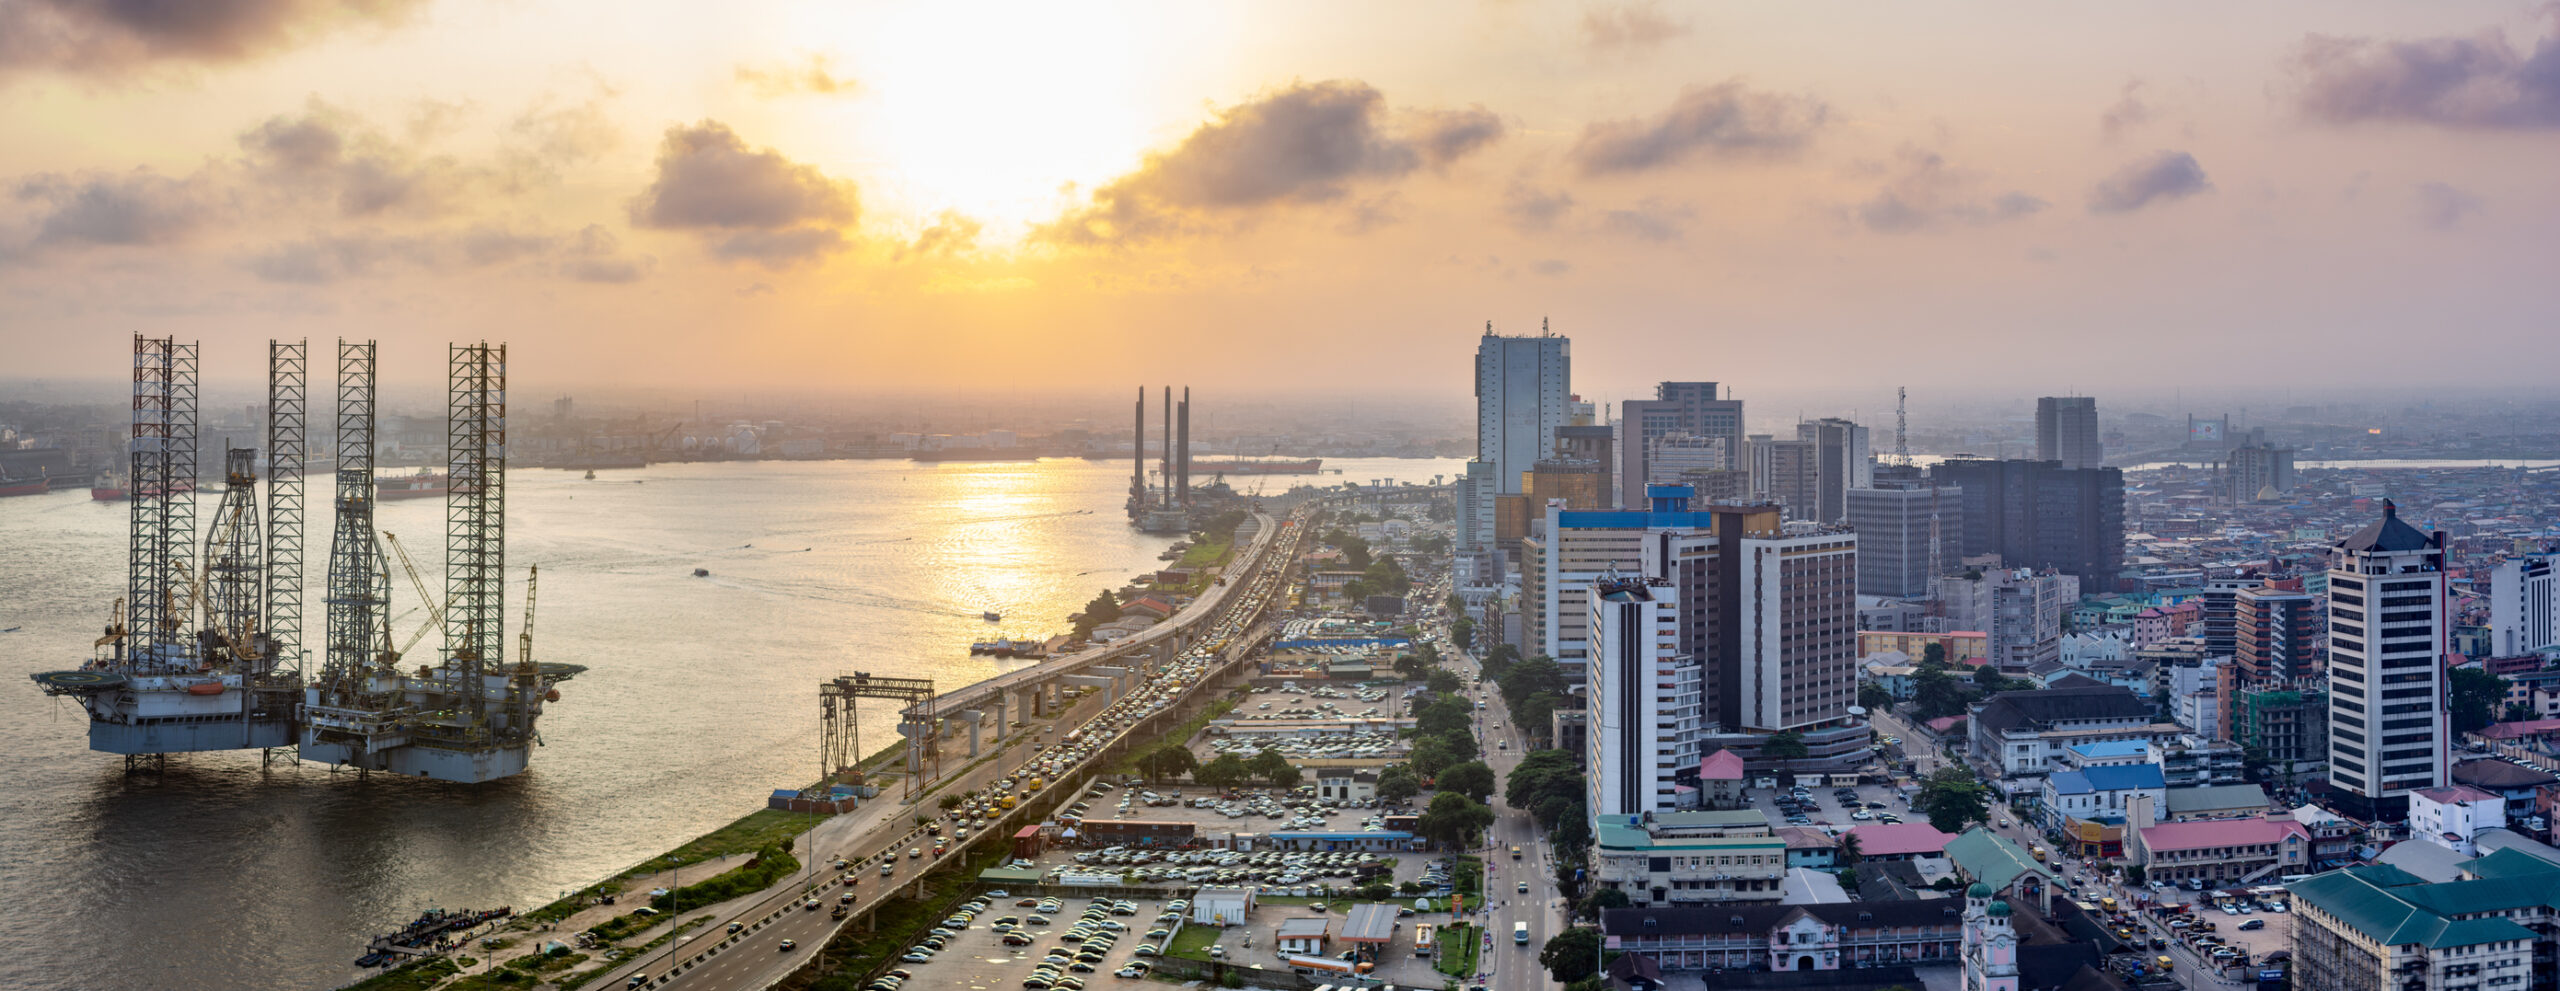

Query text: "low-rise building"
[1696, 749, 1746, 809]
[2161, 783, 2272, 821]
[1779, 827, 1838, 871]
[1274, 915, 1329, 955]
[2038, 764, 2166, 831]
[1601, 901, 1974, 972]
[1842, 822, 1955, 865]
[1313, 769, 1377, 804]
[1970, 684, 2158, 778]
[2287, 850, 2554, 991]
[1593, 811, 1788, 907]
[2452, 758, 2559, 821]
[2410, 785, 2509, 856]
[2125, 814, 2311, 887]
[1193, 886, 1256, 926]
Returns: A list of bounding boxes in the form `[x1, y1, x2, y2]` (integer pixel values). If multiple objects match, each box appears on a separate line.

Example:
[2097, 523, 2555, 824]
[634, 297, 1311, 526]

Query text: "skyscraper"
[1620, 382, 1744, 510]
[2325, 500, 2448, 816]
[1750, 435, 1818, 519]
[1929, 458, 2126, 593]
[2234, 579, 2318, 682]
[1586, 573, 1698, 816]
[2035, 397, 2101, 469]
[1795, 417, 1870, 524]
[1458, 325, 1570, 578]
[2491, 554, 2557, 656]
[1845, 471, 1963, 598]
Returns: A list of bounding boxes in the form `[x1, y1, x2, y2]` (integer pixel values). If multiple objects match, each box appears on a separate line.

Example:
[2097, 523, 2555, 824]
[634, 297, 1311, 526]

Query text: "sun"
[798, 3, 1237, 245]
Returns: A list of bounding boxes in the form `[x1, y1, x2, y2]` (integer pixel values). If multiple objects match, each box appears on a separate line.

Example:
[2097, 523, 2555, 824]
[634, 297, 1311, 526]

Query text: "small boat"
[583, 469, 596, 479]
[982, 611, 1002, 622]
[353, 952, 391, 968]
[693, 568, 710, 578]
[186, 681, 226, 696]
[375, 468, 448, 501]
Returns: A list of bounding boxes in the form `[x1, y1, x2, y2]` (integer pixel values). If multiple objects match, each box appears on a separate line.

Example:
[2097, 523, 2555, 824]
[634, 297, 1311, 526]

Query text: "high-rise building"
[1586, 574, 1699, 816]
[1620, 382, 1744, 510]
[1937, 568, 2077, 673]
[1525, 459, 1610, 512]
[2491, 554, 2557, 656]
[2193, 577, 2261, 658]
[1929, 459, 2126, 593]
[2234, 579, 2319, 682]
[1845, 469, 1962, 598]
[1458, 326, 1570, 576]
[1795, 417, 1870, 524]
[1534, 487, 1859, 746]
[1750, 436, 1818, 520]
[2325, 500, 2449, 815]
[2035, 397, 2101, 470]
[2226, 441, 2296, 503]
[1644, 434, 1726, 486]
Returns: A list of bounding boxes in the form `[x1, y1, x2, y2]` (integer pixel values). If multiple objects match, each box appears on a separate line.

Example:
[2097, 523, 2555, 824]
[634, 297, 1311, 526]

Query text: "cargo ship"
[1188, 458, 1321, 475]
[0, 475, 49, 497]
[375, 469, 448, 501]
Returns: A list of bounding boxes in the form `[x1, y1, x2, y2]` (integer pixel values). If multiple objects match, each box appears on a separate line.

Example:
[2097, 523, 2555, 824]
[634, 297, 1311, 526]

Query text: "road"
[581, 508, 1310, 991]
[1430, 599, 1566, 991]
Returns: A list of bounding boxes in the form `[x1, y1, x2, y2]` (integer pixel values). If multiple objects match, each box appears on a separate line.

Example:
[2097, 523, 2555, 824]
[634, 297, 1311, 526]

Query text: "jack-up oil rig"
[31, 337, 584, 783]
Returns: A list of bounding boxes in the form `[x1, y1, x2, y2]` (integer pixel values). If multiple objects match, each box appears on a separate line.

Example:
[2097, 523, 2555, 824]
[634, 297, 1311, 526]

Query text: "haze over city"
[2, 1, 2555, 393]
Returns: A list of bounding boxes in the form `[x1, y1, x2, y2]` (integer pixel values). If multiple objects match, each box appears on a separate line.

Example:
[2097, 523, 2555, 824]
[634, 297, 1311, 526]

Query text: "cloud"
[1568, 79, 1828, 176]
[1532, 258, 1571, 276]
[0, 0, 427, 75]
[895, 210, 981, 262]
[2286, 21, 2560, 128]
[736, 53, 858, 98]
[1034, 80, 1501, 245]
[1408, 106, 1505, 166]
[2099, 80, 2152, 139]
[243, 223, 654, 284]
[2086, 150, 2211, 214]
[629, 121, 857, 266]
[13, 169, 209, 250]
[1851, 148, 2046, 234]
[1501, 180, 1574, 233]
[560, 224, 648, 282]
[1581, 3, 1691, 54]
[245, 232, 424, 284]
[2414, 181, 2482, 230]
[1599, 199, 1694, 242]
[238, 103, 474, 216]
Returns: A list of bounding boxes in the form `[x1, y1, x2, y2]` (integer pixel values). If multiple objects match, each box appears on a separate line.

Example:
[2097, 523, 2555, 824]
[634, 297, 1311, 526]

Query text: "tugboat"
[982, 611, 1002, 622]
[693, 568, 710, 578]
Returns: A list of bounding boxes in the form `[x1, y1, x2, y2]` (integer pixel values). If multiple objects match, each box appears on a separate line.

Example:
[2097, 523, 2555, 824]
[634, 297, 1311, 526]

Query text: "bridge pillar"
[987, 693, 1008, 734]
[897, 721, 933, 774]
[1091, 666, 1132, 698]
[953, 710, 985, 758]
[1063, 674, 1116, 702]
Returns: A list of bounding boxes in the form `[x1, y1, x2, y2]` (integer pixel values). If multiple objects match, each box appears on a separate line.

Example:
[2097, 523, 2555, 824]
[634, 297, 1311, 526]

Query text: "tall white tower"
[1962, 882, 2020, 991]
[1585, 572, 1697, 816]
[2325, 500, 2449, 810]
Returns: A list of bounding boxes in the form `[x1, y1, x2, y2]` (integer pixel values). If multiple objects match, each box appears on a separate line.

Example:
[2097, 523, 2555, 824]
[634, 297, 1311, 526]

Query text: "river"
[0, 455, 1457, 991]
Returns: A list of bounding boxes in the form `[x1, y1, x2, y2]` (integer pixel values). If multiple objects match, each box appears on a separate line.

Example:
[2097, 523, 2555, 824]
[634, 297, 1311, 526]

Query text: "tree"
[1761, 731, 1810, 760]
[1837, 832, 1864, 869]
[2506, 701, 2537, 725]
[1910, 664, 1975, 721]
[1197, 754, 1253, 790]
[1450, 616, 1477, 652]
[1916, 765, 1993, 834]
[1377, 765, 1421, 803]
[1427, 669, 1465, 695]
[1481, 643, 1522, 683]
[1837, 866, 1861, 890]
[1446, 594, 1466, 616]
[1439, 761, 1497, 804]
[1499, 656, 1571, 711]
[1417, 695, 1474, 738]
[1416, 792, 1495, 849]
[1858, 683, 1895, 714]
[1540, 926, 1604, 984]
[2452, 668, 2510, 735]
[1137, 743, 1197, 784]
[1575, 887, 1629, 919]
[1548, 805, 1592, 849]
[1249, 748, 1298, 787]
[1507, 750, 1585, 822]
[1972, 664, 2009, 690]
[1411, 735, 1463, 778]
[1922, 643, 1948, 667]
[2123, 864, 2147, 886]
[1512, 691, 1562, 744]
[1073, 589, 1122, 637]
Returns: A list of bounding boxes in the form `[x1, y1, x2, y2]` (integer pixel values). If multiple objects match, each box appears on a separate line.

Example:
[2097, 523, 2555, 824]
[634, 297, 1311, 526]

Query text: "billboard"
[2189, 417, 2224, 443]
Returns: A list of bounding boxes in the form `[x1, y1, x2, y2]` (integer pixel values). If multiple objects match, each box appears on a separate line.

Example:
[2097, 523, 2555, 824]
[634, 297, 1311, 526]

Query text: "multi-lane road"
[1427, 602, 1568, 991]
[577, 508, 1310, 991]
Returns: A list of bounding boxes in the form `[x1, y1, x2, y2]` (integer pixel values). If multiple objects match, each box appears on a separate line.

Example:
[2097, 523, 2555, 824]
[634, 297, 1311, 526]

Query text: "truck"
[1413, 924, 1435, 957]
[1513, 922, 1530, 945]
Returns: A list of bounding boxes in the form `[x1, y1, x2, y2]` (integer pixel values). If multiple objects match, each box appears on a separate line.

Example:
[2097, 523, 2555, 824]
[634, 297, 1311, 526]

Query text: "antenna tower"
[1894, 386, 1911, 467]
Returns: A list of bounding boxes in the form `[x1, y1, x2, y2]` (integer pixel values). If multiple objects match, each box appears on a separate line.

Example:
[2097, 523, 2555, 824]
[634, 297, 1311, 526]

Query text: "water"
[0, 456, 1457, 991]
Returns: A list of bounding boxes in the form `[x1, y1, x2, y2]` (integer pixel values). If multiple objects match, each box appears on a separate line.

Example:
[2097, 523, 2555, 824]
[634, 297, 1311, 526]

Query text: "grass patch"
[1453, 855, 1484, 902]
[336, 957, 461, 991]
[651, 846, 802, 913]
[1435, 923, 1479, 978]
[625, 809, 824, 880]
[1178, 539, 1232, 569]
[624, 915, 716, 963]
[1166, 923, 1223, 961]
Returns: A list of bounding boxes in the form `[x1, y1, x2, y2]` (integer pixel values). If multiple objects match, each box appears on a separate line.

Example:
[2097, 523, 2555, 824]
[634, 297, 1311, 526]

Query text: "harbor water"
[0, 456, 1456, 991]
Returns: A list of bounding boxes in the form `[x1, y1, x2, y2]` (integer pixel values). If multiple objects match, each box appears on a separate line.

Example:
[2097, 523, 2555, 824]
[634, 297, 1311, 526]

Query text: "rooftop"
[2066, 740, 2152, 758]
[2413, 785, 2505, 806]
[1341, 903, 1397, 942]
[2163, 783, 2271, 814]
[2288, 852, 2557, 949]
[2336, 500, 2439, 554]
[1944, 827, 2056, 893]
[1844, 822, 1956, 858]
[1275, 916, 1330, 938]
[1699, 748, 1747, 781]
[2138, 815, 2309, 853]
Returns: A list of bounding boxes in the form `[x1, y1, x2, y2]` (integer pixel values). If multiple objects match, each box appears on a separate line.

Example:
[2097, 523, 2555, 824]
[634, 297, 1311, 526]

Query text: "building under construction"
[31, 337, 583, 783]
[1127, 385, 1192, 533]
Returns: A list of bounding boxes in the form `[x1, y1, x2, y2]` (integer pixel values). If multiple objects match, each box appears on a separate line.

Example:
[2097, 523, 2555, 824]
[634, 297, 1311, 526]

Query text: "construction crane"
[94, 597, 126, 649]
[381, 531, 447, 660]
[518, 565, 538, 667]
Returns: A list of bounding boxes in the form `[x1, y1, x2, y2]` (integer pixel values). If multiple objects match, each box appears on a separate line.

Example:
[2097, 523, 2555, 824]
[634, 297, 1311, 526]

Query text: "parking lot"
[1746, 777, 1915, 835]
[848, 889, 1195, 991]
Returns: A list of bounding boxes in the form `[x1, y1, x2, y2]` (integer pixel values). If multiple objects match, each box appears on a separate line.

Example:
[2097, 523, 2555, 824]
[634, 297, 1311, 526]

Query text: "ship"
[375, 468, 448, 500]
[0, 475, 50, 497]
[88, 471, 196, 501]
[1187, 458, 1322, 475]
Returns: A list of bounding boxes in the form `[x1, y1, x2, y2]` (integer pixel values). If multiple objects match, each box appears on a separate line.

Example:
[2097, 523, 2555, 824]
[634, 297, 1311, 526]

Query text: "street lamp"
[655, 856, 685, 978]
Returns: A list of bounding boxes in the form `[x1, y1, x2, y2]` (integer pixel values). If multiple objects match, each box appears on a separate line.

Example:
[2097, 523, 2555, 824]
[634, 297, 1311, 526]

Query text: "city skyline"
[0, 2, 2554, 393]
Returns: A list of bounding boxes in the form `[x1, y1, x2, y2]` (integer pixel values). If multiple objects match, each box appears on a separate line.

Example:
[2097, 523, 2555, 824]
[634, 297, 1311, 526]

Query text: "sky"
[0, 0, 2554, 400]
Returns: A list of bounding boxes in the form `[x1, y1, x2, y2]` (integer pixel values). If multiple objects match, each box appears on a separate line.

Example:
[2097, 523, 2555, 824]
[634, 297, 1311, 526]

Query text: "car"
[805, 899, 822, 911]
[628, 977, 649, 990]
[1517, 881, 1529, 893]
[727, 922, 745, 934]
[1115, 964, 1150, 979]
[1003, 933, 1036, 946]
[910, 848, 922, 859]
[780, 939, 798, 951]
[902, 951, 934, 963]
[1133, 944, 1160, 956]
[2238, 919, 2266, 931]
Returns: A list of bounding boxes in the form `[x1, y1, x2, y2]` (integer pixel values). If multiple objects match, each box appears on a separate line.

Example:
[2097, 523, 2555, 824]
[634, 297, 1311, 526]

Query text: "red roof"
[2138, 815, 2308, 853]
[1925, 715, 1966, 732]
[2479, 718, 2560, 740]
[2413, 785, 2502, 805]
[1698, 749, 1746, 781]
[1843, 822, 1955, 858]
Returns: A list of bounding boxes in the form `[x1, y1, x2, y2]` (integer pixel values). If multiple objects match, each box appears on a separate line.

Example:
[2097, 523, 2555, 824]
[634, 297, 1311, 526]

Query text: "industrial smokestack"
[1132, 387, 1146, 511]
[1177, 387, 1190, 504]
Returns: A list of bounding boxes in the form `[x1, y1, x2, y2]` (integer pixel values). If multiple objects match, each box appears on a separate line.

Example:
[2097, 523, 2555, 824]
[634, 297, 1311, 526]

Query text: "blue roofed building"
[2038, 762, 2166, 858]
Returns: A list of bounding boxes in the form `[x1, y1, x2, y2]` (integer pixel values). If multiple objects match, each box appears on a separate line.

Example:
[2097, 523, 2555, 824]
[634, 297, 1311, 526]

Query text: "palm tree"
[1837, 832, 1865, 870]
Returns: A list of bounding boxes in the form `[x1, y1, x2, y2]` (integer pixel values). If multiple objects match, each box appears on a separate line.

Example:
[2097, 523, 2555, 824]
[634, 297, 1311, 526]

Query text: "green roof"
[1595, 823, 1783, 853]
[2288, 860, 2554, 950]
[1944, 826, 2055, 893]
[2457, 846, 2560, 881]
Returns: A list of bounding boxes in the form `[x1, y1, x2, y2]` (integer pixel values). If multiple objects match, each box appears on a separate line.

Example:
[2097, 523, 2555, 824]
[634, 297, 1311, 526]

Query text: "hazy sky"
[0, 1, 2553, 399]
